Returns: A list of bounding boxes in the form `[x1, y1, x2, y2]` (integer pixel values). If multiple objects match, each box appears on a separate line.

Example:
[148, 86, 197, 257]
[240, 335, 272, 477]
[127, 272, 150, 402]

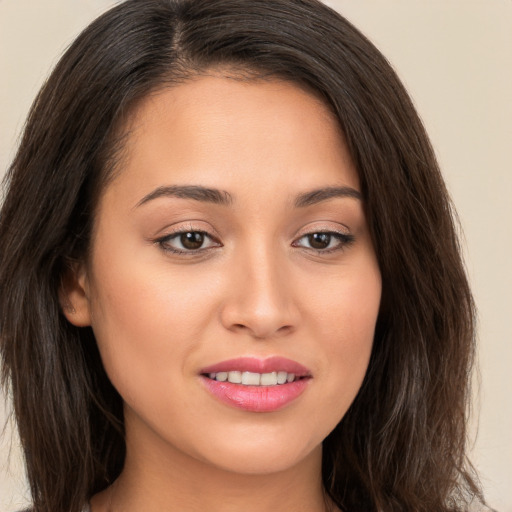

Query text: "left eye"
[157, 231, 220, 253]
[293, 232, 354, 252]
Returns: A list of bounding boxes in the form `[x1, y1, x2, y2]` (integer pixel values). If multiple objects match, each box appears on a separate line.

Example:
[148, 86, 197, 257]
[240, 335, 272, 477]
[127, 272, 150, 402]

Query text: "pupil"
[181, 232, 204, 250]
[309, 233, 331, 249]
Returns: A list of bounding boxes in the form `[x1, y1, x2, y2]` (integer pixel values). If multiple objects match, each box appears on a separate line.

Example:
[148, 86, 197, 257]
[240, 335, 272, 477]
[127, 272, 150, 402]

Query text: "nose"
[219, 246, 299, 340]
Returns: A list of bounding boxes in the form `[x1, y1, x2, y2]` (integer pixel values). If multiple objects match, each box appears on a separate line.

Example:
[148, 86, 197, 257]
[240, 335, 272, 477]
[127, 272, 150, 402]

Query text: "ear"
[59, 261, 92, 327]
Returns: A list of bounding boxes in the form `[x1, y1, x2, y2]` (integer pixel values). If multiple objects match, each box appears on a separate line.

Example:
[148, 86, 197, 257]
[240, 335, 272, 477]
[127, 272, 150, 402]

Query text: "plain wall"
[1, 1, 511, 511]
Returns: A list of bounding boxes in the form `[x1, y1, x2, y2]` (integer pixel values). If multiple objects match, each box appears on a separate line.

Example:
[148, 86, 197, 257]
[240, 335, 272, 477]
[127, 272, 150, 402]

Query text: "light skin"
[62, 74, 382, 512]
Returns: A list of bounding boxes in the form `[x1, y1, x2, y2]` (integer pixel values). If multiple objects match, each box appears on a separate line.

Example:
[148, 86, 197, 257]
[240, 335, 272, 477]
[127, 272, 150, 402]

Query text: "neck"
[91, 422, 333, 512]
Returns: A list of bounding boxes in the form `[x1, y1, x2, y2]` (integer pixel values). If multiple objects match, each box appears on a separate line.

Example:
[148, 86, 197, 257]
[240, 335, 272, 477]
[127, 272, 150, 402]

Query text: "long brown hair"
[0, 1, 483, 511]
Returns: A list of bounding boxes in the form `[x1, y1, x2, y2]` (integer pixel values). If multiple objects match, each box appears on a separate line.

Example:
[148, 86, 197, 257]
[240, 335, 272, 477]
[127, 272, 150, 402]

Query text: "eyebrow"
[135, 184, 361, 209]
[293, 186, 362, 207]
[135, 185, 234, 208]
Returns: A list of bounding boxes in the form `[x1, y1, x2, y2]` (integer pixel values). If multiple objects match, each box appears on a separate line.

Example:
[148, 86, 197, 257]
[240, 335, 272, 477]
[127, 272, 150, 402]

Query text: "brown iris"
[180, 232, 205, 250]
[308, 233, 332, 249]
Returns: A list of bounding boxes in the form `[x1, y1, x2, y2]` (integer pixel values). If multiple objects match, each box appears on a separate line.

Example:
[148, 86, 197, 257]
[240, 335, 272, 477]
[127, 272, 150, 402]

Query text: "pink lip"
[200, 356, 311, 376]
[199, 357, 311, 413]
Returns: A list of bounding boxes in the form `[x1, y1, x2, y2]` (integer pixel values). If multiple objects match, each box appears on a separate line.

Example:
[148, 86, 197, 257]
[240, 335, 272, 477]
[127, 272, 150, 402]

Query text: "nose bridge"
[221, 239, 297, 338]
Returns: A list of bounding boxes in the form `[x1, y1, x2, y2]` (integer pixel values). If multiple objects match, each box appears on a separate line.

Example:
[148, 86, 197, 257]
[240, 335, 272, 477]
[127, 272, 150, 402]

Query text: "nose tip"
[228, 315, 293, 340]
[219, 256, 299, 340]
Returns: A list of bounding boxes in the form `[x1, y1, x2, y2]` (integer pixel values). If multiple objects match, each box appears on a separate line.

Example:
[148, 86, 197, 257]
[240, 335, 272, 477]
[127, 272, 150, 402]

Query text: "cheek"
[85, 250, 218, 404]
[308, 259, 381, 405]
[309, 254, 381, 341]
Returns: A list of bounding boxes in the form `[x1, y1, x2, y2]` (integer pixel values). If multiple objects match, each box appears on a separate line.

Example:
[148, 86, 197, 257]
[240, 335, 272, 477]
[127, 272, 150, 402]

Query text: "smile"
[200, 357, 311, 412]
[206, 371, 299, 386]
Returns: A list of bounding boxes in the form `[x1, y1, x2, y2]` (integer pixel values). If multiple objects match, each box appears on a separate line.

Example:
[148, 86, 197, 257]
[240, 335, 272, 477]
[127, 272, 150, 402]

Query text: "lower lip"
[200, 376, 310, 412]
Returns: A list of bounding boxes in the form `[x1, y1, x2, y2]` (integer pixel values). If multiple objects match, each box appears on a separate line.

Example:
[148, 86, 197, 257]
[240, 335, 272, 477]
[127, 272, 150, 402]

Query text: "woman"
[0, 0, 490, 511]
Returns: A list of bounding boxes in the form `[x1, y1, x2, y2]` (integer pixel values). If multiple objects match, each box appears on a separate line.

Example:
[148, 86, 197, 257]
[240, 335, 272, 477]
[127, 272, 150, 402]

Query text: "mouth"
[204, 370, 304, 386]
[199, 357, 312, 412]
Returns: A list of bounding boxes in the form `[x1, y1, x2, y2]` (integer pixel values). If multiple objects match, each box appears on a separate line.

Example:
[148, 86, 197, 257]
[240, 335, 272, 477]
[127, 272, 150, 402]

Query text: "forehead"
[102, 74, 359, 208]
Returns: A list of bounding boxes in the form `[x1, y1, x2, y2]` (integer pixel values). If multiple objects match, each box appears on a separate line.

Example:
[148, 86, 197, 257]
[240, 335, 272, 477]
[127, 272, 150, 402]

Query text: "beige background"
[1, 1, 510, 511]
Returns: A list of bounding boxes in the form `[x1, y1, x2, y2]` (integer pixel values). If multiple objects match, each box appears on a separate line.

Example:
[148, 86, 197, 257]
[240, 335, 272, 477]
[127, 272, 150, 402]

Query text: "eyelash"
[292, 231, 355, 253]
[155, 230, 221, 255]
[154, 229, 355, 256]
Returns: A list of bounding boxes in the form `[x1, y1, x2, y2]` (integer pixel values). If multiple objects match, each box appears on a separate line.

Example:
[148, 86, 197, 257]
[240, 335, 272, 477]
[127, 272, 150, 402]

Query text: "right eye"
[156, 230, 221, 254]
[292, 230, 355, 254]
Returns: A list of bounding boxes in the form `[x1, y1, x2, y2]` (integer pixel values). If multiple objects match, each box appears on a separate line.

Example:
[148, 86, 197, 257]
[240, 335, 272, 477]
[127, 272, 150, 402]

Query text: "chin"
[187, 423, 324, 476]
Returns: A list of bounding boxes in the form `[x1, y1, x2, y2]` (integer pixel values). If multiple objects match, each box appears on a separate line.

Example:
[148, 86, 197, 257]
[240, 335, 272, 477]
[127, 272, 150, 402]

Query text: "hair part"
[1, 1, 482, 511]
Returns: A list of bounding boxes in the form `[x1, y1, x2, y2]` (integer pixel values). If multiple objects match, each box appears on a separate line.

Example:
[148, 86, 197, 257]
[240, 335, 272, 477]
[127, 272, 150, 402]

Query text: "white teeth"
[277, 371, 287, 384]
[216, 372, 228, 382]
[260, 372, 278, 386]
[209, 370, 300, 386]
[227, 371, 242, 384]
[242, 371, 261, 385]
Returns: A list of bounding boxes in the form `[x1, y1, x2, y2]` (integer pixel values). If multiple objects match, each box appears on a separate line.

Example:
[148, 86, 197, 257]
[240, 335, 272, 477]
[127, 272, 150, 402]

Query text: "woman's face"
[66, 75, 381, 475]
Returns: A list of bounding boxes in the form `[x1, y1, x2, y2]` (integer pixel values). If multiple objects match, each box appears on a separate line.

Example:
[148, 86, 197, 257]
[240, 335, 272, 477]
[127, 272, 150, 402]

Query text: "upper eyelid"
[158, 229, 220, 245]
[154, 215, 351, 234]
[155, 221, 220, 239]
[156, 222, 353, 240]
[292, 231, 354, 247]
[156, 228, 353, 255]
[155, 230, 221, 256]
[159, 226, 351, 239]
[293, 223, 352, 239]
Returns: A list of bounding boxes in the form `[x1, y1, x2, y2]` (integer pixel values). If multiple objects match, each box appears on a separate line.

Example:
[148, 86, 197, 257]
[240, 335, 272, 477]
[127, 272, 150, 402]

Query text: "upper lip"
[200, 356, 311, 377]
